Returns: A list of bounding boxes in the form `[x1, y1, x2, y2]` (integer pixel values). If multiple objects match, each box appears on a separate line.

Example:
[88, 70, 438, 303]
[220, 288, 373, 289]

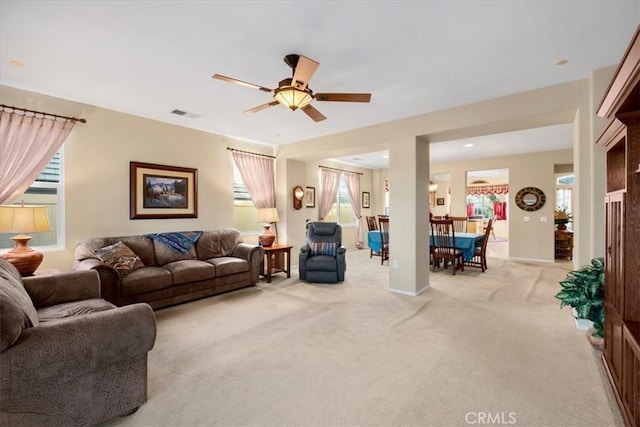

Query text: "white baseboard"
[389, 284, 430, 296]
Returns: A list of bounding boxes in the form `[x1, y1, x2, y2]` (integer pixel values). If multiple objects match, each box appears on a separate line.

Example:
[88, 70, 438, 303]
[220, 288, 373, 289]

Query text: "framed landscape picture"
[436, 197, 445, 206]
[130, 161, 198, 219]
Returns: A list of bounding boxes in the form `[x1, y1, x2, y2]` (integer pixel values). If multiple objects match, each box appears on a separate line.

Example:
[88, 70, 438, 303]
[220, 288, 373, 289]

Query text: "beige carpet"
[104, 246, 622, 427]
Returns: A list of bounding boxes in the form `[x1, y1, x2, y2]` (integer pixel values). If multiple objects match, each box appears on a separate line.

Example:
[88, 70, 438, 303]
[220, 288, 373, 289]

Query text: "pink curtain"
[494, 202, 507, 220]
[0, 110, 77, 204]
[319, 168, 341, 221]
[231, 151, 275, 209]
[343, 172, 364, 248]
[466, 203, 475, 217]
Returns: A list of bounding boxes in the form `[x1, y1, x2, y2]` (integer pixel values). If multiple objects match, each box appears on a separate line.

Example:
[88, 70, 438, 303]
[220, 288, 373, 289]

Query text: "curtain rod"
[0, 104, 87, 123]
[226, 147, 276, 159]
[319, 165, 363, 176]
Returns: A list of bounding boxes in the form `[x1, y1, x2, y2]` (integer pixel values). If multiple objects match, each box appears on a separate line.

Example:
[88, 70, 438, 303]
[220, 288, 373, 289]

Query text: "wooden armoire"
[596, 25, 640, 427]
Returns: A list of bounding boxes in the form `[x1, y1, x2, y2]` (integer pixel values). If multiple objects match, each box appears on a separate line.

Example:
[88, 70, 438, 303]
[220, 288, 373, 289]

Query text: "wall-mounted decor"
[514, 187, 546, 212]
[293, 186, 304, 210]
[305, 186, 316, 208]
[436, 197, 445, 206]
[362, 191, 370, 209]
[130, 162, 198, 219]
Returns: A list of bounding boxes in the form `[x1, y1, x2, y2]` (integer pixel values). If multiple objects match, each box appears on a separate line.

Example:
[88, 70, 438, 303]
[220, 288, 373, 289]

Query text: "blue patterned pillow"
[309, 242, 338, 257]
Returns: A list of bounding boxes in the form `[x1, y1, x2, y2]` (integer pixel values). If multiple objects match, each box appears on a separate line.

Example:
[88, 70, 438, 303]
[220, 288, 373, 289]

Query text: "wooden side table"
[261, 244, 293, 283]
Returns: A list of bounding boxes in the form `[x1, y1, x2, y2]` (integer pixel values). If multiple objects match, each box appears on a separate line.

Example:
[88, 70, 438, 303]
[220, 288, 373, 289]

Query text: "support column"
[388, 136, 430, 295]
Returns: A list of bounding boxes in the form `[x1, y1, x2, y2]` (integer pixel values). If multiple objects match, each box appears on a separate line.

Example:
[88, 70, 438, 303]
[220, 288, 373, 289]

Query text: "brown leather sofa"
[72, 229, 263, 309]
[0, 258, 156, 426]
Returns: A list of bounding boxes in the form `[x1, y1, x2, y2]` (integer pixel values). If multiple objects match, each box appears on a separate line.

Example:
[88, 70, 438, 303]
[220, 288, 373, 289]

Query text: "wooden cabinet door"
[605, 192, 625, 314]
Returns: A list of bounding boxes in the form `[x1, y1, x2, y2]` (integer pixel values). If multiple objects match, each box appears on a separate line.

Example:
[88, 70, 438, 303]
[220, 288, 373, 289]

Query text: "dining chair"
[451, 216, 468, 233]
[378, 217, 390, 265]
[431, 219, 464, 275]
[366, 216, 380, 258]
[467, 219, 493, 272]
[483, 218, 496, 240]
[366, 216, 378, 231]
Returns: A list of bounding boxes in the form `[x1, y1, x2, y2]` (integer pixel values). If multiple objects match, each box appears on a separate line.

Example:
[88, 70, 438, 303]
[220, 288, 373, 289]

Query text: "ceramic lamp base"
[258, 224, 276, 247]
[1, 235, 44, 276]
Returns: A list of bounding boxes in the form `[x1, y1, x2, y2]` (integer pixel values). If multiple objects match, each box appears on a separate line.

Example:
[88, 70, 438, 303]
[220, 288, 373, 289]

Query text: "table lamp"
[257, 207, 279, 247]
[0, 203, 52, 276]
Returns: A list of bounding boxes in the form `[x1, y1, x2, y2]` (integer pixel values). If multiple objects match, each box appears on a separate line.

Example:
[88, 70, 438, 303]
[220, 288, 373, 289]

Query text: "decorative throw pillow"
[94, 241, 145, 276]
[309, 242, 338, 257]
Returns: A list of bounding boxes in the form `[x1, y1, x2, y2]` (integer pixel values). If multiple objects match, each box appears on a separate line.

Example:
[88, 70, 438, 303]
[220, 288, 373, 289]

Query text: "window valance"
[466, 184, 509, 195]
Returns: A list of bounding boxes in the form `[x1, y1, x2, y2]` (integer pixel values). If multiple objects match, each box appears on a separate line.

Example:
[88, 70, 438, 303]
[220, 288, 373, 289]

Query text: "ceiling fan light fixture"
[274, 87, 313, 111]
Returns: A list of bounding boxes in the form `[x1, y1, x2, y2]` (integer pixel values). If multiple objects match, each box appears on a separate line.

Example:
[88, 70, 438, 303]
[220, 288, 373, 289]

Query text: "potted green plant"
[555, 257, 605, 344]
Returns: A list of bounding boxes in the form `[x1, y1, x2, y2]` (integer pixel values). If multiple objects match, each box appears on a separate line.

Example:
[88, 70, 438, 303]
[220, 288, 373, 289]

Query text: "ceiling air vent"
[170, 109, 201, 119]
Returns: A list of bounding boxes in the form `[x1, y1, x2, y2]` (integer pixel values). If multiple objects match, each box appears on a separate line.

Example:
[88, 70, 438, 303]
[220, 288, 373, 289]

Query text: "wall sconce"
[429, 181, 438, 193]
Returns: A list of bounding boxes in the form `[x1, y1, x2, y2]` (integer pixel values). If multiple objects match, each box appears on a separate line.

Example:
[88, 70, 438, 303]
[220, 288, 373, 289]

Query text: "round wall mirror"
[515, 187, 546, 211]
[293, 186, 304, 210]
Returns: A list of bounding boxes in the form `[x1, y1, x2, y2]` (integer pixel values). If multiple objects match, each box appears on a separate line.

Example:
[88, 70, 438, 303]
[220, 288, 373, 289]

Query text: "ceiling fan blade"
[244, 101, 279, 114]
[212, 74, 273, 92]
[291, 55, 319, 90]
[301, 104, 327, 122]
[315, 93, 371, 103]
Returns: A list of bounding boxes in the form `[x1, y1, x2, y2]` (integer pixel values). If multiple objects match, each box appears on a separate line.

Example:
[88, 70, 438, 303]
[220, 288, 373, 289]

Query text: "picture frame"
[362, 191, 370, 209]
[436, 197, 445, 206]
[304, 186, 315, 208]
[130, 161, 198, 219]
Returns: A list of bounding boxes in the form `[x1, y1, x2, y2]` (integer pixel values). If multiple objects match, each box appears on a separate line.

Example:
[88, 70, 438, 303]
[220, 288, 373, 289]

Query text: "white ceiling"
[1, 2, 638, 168]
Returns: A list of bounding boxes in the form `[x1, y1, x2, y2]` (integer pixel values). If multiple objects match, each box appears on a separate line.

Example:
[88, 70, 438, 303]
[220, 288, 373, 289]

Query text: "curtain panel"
[319, 168, 341, 221]
[0, 111, 76, 204]
[466, 184, 509, 195]
[343, 172, 364, 248]
[231, 151, 276, 209]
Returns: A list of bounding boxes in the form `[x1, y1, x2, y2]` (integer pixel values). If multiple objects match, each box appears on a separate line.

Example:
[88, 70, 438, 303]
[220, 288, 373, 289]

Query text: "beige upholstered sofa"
[72, 229, 263, 309]
[0, 258, 156, 426]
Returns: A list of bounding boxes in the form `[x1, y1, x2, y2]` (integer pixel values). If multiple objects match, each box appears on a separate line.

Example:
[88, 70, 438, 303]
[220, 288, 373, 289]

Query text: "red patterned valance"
[466, 184, 509, 195]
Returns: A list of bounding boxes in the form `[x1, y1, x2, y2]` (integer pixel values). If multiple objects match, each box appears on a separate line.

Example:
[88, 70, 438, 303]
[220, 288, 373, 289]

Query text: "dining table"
[367, 230, 484, 262]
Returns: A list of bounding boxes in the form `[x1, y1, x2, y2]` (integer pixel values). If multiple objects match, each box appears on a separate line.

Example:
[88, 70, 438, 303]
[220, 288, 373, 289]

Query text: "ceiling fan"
[212, 54, 371, 122]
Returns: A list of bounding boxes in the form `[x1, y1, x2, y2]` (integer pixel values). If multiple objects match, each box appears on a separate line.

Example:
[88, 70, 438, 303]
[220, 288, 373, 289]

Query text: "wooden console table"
[261, 244, 293, 283]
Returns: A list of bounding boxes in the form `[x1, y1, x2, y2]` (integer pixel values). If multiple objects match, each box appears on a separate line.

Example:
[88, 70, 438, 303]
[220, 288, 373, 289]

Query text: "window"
[465, 193, 507, 219]
[324, 174, 356, 225]
[0, 150, 64, 250]
[555, 173, 574, 227]
[232, 163, 261, 233]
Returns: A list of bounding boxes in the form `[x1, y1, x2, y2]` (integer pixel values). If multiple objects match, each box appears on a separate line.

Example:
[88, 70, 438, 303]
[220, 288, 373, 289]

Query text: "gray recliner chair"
[299, 222, 346, 283]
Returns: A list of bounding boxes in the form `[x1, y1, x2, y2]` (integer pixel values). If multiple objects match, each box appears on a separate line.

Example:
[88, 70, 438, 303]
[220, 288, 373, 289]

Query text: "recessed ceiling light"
[464, 143, 474, 148]
[556, 59, 568, 66]
[9, 60, 23, 68]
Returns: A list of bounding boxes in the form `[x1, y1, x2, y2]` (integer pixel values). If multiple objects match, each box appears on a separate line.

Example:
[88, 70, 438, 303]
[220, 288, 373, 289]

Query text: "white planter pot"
[572, 308, 594, 331]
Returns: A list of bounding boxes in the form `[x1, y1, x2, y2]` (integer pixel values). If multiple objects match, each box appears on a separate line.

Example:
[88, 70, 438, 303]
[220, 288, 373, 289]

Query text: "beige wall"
[1, 66, 614, 283]
[1, 85, 273, 270]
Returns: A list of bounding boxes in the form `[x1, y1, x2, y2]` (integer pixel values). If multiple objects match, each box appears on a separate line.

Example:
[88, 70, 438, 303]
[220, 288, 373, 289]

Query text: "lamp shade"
[257, 208, 280, 224]
[274, 88, 313, 111]
[0, 205, 52, 234]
